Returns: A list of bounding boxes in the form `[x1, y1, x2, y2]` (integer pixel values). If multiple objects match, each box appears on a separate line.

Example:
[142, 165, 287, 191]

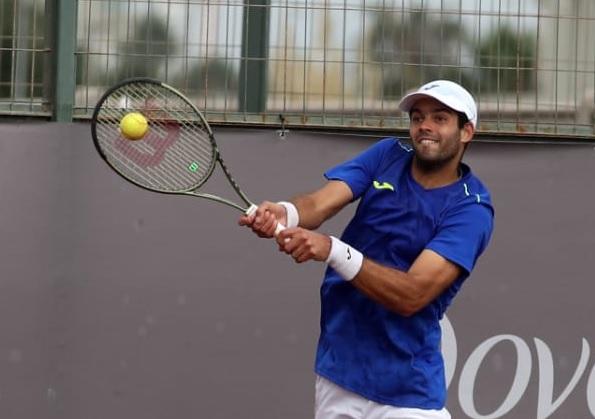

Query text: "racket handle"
[274, 221, 286, 236]
[245, 204, 258, 217]
[245, 204, 287, 237]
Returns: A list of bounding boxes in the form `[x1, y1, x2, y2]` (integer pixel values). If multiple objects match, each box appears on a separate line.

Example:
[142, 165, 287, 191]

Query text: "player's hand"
[276, 228, 332, 263]
[238, 201, 287, 238]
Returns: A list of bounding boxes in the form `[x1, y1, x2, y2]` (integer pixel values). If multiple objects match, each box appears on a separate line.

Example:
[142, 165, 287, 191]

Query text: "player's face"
[409, 97, 472, 169]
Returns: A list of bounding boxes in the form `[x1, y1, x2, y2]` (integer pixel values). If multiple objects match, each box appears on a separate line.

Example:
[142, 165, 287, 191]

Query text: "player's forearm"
[322, 237, 429, 316]
[290, 194, 336, 229]
[289, 181, 353, 230]
[351, 259, 430, 317]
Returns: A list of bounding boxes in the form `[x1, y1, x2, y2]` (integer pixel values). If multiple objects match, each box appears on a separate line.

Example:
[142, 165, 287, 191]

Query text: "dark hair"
[408, 108, 470, 129]
[457, 111, 470, 129]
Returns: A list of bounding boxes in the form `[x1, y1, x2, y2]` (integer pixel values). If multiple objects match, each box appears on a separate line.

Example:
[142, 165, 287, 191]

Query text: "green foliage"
[368, 8, 537, 97]
[77, 14, 177, 86]
[75, 11, 235, 97]
[368, 9, 474, 99]
[0, 0, 46, 98]
[0, 0, 13, 97]
[477, 25, 536, 92]
[117, 17, 175, 80]
[174, 59, 238, 95]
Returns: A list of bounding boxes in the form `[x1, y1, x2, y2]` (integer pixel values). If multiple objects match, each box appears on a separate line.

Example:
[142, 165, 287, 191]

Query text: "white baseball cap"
[398, 80, 478, 128]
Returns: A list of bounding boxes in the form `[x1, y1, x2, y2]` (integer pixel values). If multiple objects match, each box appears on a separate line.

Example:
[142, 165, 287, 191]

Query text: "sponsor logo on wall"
[441, 316, 595, 418]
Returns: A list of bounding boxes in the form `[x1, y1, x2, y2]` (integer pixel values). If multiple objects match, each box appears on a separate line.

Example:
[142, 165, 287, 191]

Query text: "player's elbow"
[395, 301, 424, 317]
[393, 292, 428, 317]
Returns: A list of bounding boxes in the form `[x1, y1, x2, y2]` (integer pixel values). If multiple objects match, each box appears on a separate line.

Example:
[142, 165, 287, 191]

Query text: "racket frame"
[91, 78, 256, 214]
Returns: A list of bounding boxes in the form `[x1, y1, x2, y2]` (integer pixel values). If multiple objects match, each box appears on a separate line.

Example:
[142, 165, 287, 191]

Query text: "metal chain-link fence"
[1, 0, 594, 138]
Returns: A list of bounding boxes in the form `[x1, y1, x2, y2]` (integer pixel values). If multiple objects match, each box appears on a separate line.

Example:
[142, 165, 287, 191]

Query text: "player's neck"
[411, 158, 462, 189]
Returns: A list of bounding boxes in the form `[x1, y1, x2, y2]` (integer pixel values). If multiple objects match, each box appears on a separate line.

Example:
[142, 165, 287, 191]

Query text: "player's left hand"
[276, 228, 332, 263]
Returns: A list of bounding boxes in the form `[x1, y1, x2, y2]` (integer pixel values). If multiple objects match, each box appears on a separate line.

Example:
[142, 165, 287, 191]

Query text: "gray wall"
[0, 121, 594, 419]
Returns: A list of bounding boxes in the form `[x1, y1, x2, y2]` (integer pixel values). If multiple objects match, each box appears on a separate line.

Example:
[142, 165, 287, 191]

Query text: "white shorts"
[314, 375, 451, 419]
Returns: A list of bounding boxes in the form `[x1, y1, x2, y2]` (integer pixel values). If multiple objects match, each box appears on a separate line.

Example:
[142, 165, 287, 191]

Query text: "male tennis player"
[240, 80, 494, 419]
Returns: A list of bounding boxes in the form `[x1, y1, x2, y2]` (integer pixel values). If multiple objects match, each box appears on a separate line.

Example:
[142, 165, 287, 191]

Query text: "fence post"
[46, 0, 77, 122]
[238, 0, 270, 114]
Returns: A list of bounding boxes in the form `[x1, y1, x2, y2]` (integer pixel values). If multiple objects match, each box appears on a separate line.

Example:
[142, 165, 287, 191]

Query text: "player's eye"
[434, 114, 448, 123]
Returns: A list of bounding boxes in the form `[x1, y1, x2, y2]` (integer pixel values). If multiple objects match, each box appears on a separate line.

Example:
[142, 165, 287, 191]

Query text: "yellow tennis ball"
[120, 112, 149, 140]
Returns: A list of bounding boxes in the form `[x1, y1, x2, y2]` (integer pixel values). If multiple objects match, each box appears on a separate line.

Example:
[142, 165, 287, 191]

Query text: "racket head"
[91, 78, 217, 194]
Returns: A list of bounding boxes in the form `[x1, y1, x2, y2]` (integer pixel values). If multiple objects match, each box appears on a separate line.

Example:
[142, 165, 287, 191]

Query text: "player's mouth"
[416, 137, 439, 146]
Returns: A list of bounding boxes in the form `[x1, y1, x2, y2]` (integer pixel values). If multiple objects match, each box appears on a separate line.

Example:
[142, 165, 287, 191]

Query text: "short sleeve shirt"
[315, 138, 494, 409]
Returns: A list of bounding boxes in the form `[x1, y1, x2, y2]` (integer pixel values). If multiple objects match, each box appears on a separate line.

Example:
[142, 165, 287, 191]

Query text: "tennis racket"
[91, 77, 284, 233]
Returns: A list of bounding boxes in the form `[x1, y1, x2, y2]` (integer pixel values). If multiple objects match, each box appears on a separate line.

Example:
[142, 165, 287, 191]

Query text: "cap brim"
[398, 92, 432, 113]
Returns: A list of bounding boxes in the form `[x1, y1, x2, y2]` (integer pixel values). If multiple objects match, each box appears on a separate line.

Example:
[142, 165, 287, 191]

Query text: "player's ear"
[460, 122, 474, 144]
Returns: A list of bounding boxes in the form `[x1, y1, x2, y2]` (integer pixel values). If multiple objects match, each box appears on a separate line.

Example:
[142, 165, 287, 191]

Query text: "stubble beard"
[412, 132, 462, 174]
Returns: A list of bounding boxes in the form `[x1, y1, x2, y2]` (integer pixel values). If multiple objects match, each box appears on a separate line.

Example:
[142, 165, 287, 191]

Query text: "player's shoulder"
[453, 164, 494, 215]
[373, 137, 413, 154]
[352, 137, 412, 171]
[366, 137, 413, 165]
[440, 174, 494, 237]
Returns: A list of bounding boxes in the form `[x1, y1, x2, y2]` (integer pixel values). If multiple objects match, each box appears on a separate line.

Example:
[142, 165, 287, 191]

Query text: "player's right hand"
[238, 201, 287, 238]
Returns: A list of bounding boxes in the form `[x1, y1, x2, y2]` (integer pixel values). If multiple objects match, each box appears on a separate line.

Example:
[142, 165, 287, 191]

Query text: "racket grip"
[245, 204, 258, 217]
[274, 221, 286, 236]
[245, 204, 287, 237]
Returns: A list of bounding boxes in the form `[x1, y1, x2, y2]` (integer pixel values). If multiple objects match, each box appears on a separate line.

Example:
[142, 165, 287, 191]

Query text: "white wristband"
[325, 236, 363, 281]
[277, 201, 299, 228]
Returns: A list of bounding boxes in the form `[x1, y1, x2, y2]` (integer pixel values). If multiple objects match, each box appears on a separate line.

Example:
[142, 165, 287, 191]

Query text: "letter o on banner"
[588, 362, 595, 416]
[440, 315, 457, 388]
[459, 335, 532, 419]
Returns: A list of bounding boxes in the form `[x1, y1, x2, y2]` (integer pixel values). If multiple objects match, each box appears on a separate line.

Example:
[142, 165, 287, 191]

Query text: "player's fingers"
[261, 211, 277, 232]
[252, 205, 268, 225]
[254, 201, 278, 222]
[277, 230, 298, 254]
[253, 209, 271, 229]
[245, 210, 276, 238]
[292, 237, 319, 262]
[253, 224, 275, 238]
[291, 246, 311, 263]
[276, 229, 294, 248]
[238, 214, 254, 226]
[258, 212, 279, 238]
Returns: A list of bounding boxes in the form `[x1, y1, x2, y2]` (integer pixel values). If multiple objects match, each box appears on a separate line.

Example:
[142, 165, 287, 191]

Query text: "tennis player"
[240, 80, 494, 419]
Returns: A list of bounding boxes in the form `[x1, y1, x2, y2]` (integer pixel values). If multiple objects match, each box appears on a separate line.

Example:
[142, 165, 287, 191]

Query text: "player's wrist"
[325, 236, 363, 281]
[277, 201, 299, 228]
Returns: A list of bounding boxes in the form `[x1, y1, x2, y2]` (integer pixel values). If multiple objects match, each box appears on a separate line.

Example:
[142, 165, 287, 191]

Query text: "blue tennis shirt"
[315, 138, 494, 409]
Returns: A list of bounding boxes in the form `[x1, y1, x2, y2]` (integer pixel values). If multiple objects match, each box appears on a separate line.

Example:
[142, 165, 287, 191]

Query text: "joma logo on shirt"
[373, 180, 395, 192]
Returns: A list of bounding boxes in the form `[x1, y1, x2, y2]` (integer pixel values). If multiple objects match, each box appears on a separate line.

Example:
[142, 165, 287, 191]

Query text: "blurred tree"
[0, 0, 45, 98]
[477, 25, 536, 93]
[117, 16, 175, 80]
[74, 6, 235, 103]
[176, 59, 238, 96]
[368, 8, 474, 99]
[0, 0, 12, 97]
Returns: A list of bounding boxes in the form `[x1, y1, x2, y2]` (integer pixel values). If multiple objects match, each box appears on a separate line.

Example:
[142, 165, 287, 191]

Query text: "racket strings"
[94, 81, 216, 193]
[96, 117, 198, 192]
